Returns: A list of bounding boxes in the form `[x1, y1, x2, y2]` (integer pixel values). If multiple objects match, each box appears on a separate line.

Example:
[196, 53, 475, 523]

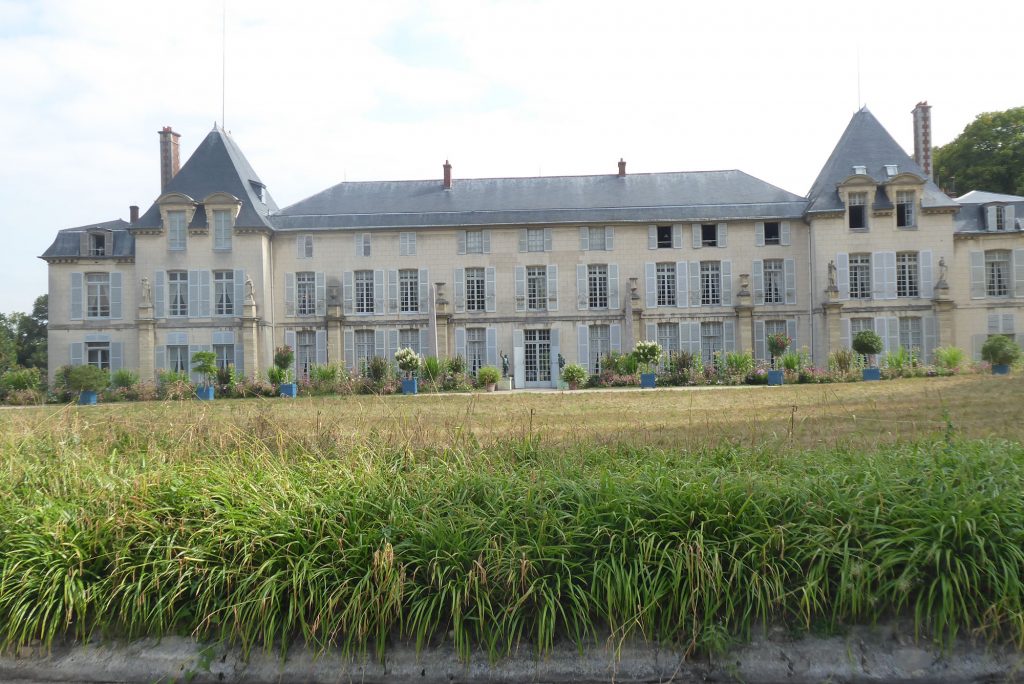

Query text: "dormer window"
[896, 191, 915, 228]
[848, 192, 868, 230]
[885, 164, 899, 177]
[213, 209, 232, 250]
[89, 233, 106, 257]
[250, 181, 265, 204]
[167, 210, 186, 251]
[852, 165, 867, 175]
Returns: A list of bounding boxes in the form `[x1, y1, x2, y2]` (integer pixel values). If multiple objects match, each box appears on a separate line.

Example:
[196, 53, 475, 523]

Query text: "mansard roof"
[270, 169, 809, 231]
[40, 219, 133, 260]
[806, 107, 958, 215]
[136, 126, 278, 230]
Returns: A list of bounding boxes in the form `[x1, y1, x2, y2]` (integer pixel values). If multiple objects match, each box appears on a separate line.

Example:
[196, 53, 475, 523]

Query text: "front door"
[524, 329, 551, 388]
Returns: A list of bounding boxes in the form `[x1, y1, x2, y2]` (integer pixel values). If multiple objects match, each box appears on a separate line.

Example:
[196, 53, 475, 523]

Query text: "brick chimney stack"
[159, 126, 181, 191]
[443, 160, 452, 190]
[912, 102, 932, 181]
[129, 205, 139, 224]
[618, 158, 626, 177]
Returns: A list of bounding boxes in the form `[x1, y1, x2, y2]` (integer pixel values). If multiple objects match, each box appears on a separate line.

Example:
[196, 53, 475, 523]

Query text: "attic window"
[89, 233, 106, 257]
[250, 181, 265, 203]
[852, 165, 867, 175]
[885, 164, 899, 177]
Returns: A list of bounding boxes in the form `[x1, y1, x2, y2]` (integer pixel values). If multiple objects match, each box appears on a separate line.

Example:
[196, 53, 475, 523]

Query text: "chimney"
[911, 102, 933, 181]
[129, 205, 139, 225]
[159, 126, 181, 191]
[443, 160, 452, 190]
[618, 158, 626, 177]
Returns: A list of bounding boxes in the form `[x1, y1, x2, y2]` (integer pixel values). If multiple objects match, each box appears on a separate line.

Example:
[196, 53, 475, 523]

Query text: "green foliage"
[933, 346, 966, 371]
[828, 349, 856, 374]
[421, 356, 443, 383]
[934, 107, 1024, 195]
[110, 368, 139, 389]
[267, 366, 286, 385]
[215, 364, 236, 388]
[445, 355, 467, 376]
[1, 367, 40, 392]
[476, 365, 501, 385]
[310, 364, 339, 385]
[365, 356, 392, 384]
[67, 364, 109, 392]
[883, 346, 917, 375]
[273, 346, 295, 372]
[723, 351, 754, 377]
[981, 335, 1022, 366]
[766, 332, 791, 359]
[631, 340, 662, 372]
[560, 363, 587, 385]
[603, 351, 639, 375]
[394, 347, 421, 375]
[191, 351, 218, 386]
[852, 330, 884, 357]
[779, 351, 803, 372]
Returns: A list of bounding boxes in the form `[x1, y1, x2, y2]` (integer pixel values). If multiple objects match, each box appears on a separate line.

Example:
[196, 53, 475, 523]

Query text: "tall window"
[896, 191, 915, 228]
[994, 206, 1006, 231]
[357, 233, 371, 257]
[898, 317, 922, 352]
[213, 209, 232, 250]
[763, 222, 780, 245]
[167, 345, 189, 372]
[89, 233, 106, 256]
[848, 192, 867, 230]
[399, 269, 419, 312]
[527, 266, 547, 310]
[986, 250, 1010, 297]
[399, 329, 420, 356]
[656, 263, 676, 306]
[296, 272, 316, 315]
[700, 261, 721, 305]
[355, 270, 374, 313]
[168, 271, 188, 316]
[465, 230, 484, 254]
[354, 330, 374, 370]
[849, 253, 871, 299]
[589, 325, 609, 374]
[763, 259, 783, 304]
[168, 210, 186, 250]
[527, 229, 546, 252]
[657, 322, 679, 354]
[896, 252, 919, 298]
[214, 344, 235, 371]
[86, 273, 110, 318]
[588, 264, 608, 309]
[466, 328, 485, 374]
[465, 267, 485, 311]
[523, 329, 551, 382]
[296, 331, 316, 380]
[700, 322, 723, 364]
[298, 235, 313, 258]
[588, 227, 608, 251]
[86, 341, 110, 370]
[214, 270, 234, 315]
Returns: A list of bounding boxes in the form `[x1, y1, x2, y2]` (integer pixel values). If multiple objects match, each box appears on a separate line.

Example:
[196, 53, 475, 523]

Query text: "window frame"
[86, 341, 110, 370]
[354, 329, 374, 370]
[526, 229, 546, 253]
[465, 267, 486, 312]
[655, 262, 676, 306]
[589, 324, 610, 374]
[588, 226, 608, 251]
[763, 259, 784, 304]
[167, 210, 187, 250]
[700, 261, 721, 306]
[399, 269, 419, 313]
[89, 233, 106, 257]
[526, 266, 547, 311]
[895, 190, 915, 228]
[168, 270, 188, 317]
[465, 230, 484, 254]
[167, 344, 189, 373]
[587, 264, 609, 309]
[701, 224, 718, 248]
[898, 316, 922, 352]
[700, 321, 723, 364]
[213, 209, 232, 250]
[763, 222, 781, 245]
[296, 271, 316, 316]
[656, 225, 673, 249]
[214, 270, 234, 316]
[465, 327, 485, 374]
[849, 253, 871, 299]
[85, 272, 111, 319]
[848, 192, 868, 231]
[354, 270, 374, 314]
[896, 252, 919, 298]
[986, 250, 1011, 297]
[214, 343, 235, 371]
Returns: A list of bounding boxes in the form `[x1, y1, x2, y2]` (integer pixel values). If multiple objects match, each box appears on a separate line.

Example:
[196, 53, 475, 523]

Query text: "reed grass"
[0, 376, 1022, 659]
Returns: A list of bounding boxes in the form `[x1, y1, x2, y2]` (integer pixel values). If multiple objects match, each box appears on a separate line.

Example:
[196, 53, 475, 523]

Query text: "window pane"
[700, 261, 721, 305]
[588, 264, 608, 309]
[355, 271, 374, 313]
[400, 269, 419, 312]
[656, 263, 675, 306]
[466, 268, 485, 311]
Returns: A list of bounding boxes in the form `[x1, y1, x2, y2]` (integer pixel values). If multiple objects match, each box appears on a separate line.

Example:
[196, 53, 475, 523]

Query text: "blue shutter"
[343, 330, 355, 370]
[285, 272, 296, 316]
[543, 228, 552, 252]
[721, 260, 732, 306]
[71, 272, 83, 320]
[316, 330, 327, 365]
[780, 221, 791, 246]
[485, 267, 496, 312]
[787, 319, 798, 352]
[579, 227, 590, 251]
[784, 258, 796, 305]
[453, 268, 465, 313]
[645, 322, 657, 343]
[154, 271, 165, 318]
[647, 225, 657, 250]
[455, 327, 466, 359]
[672, 224, 683, 249]
[605, 226, 614, 251]
[836, 253, 849, 301]
[110, 342, 123, 371]
[109, 272, 122, 319]
[754, 320, 766, 361]
[512, 329, 524, 388]
[608, 264, 619, 310]
[970, 251, 985, 299]
[343, 271, 354, 314]
[546, 265, 558, 312]
[610, 324, 622, 353]
[373, 269, 385, 314]
[387, 270, 399, 313]
[723, 319, 736, 353]
[419, 268, 429, 313]
[577, 325, 589, 369]
[234, 270, 245, 316]
[70, 342, 84, 366]
[691, 224, 702, 250]
[515, 266, 526, 312]
[486, 327, 497, 367]
[548, 328, 560, 387]
[920, 250, 933, 299]
[840, 319, 851, 351]
[284, 330, 296, 377]
[755, 222, 765, 247]
[689, 261, 701, 307]
[200, 270, 211, 317]
[645, 263, 657, 308]
[234, 343, 244, 376]
[387, 329, 399, 360]
[676, 262, 688, 309]
[717, 223, 728, 248]
[374, 329, 385, 359]
[188, 270, 201, 318]
[518, 229, 527, 252]
[752, 260, 764, 305]
[315, 272, 326, 316]
[482, 230, 491, 254]
[419, 329, 430, 358]
[576, 265, 588, 310]
[457, 230, 467, 255]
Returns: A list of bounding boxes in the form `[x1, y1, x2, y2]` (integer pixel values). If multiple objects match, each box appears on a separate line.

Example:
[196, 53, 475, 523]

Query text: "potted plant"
[981, 335, 1021, 375]
[852, 330, 884, 381]
[68, 364, 110, 405]
[272, 345, 297, 397]
[476, 365, 501, 392]
[191, 350, 218, 400]
[561, 363, 587, 390]
[632, 340, 662, 389]
[766, 332, 790, 386]
[395, 347, 421, 394]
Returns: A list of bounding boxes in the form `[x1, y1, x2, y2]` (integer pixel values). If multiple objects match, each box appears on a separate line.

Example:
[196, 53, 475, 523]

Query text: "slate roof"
[953, 190, 1024, 232]
[806, 107, 958, 214]
[136, 125, 278, 230]
[955, 190, 1024, 204]
[41, 219, 134, 259]
[270, 170, 809, 231]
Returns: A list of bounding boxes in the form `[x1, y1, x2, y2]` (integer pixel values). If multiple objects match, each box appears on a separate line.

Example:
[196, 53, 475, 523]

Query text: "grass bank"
[0, 376, 1022, 658]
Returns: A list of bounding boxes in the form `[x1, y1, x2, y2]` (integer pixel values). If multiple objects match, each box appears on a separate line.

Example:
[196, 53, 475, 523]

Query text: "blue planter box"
[992, 364, 1010, 375]
[279, 383, 297, 398]
[640, 372, 657, 389]
[767, 370, 784, 386]
[402, 378, 419, 395]
[862, 367, 881, 381]
[196, 385, 215, 401]
[78, 390, 97, 405]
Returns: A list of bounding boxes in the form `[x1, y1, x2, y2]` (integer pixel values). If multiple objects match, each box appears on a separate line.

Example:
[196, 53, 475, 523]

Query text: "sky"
[1, 0, 1021, 314]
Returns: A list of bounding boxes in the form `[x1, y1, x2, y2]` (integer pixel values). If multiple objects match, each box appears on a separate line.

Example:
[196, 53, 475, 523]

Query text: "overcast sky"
[1, 0, 1021, 314]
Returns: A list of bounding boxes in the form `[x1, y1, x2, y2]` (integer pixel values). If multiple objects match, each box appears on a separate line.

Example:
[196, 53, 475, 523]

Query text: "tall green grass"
[1, 418, 1023, 659]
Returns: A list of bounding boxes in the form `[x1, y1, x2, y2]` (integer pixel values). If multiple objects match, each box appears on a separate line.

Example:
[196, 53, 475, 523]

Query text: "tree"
[933, 107, 1024, 196]
[16, 295, 47, 370]
[0, 314, 16, 372]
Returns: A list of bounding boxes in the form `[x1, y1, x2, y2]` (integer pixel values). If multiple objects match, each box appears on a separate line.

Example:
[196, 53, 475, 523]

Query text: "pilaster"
[932, 281, 956, 348]
[733, 273, 753, 354]
[137, 305, 155, 382]
[241, 299, 259, 379]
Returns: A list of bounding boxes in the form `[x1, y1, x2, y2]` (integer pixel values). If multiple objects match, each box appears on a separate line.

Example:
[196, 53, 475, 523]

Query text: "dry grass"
[3, 375, 1019, 457]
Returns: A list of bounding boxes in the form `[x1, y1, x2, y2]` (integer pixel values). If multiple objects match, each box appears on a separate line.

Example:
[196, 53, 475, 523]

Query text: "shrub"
[668, 351, 694, 372]
[603, 351, 639, 375]
[1, 367, 41, 392]
[191, 351, 218, 387]
[828, 349, 856, 374]
[394, 347, 421, 377]
[766, 332, 791, 360]
[310, 363, 339, 385]
[779, 351, 803, 372]
[632, 341, 662, 373]
[477, 366, 501, 386]
[852, 330, 884, 359]
[365, 356, 392, 384]
[68, 365, 110, 393]
[560, 363, 587, 386]
[110, 368, 139, 389]
[422, 356, 443, 384]
[933, 345, 965, 371]
[267, 366, 286, 385]
[215, 364, 236, 388]
[981, 335, 1022, 366]
[445, 355, 467, 376]
[273, 346, 295, 372]
[724, 351, 754, 378]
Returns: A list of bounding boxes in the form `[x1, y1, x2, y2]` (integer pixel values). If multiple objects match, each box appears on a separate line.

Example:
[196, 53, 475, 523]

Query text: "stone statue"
[938, 256, 948, 283]
[140, 276, 152, 306]
[245, 275, 256, 304]
[827, 260, 838, 289]
[501, 352, 510, 378]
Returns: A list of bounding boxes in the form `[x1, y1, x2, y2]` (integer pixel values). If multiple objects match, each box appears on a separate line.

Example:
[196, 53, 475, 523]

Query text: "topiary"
[68, 364, 110, 393]
[852, 330, 884, 360]
[981, 335, 1021, 366]
[476, 366, 501, 386]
